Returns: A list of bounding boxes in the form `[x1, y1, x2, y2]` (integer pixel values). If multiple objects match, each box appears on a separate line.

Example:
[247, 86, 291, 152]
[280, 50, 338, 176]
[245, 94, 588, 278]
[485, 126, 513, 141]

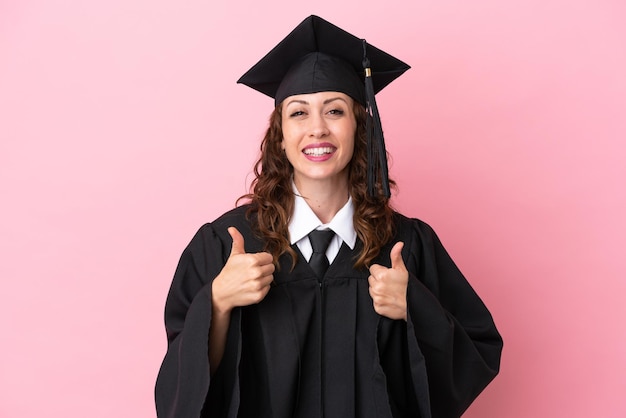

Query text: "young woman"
[156, 15, 502, 418]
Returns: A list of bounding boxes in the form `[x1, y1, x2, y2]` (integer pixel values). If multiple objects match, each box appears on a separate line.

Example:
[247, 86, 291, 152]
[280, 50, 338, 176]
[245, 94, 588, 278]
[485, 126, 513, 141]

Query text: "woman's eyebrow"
[323, 97, 348, 105]
[285, 99, 308, 107]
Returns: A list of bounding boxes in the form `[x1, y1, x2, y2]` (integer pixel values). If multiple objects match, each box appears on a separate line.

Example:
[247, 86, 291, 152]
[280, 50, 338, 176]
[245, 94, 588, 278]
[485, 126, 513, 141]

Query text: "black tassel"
[362, 40, 390, 199]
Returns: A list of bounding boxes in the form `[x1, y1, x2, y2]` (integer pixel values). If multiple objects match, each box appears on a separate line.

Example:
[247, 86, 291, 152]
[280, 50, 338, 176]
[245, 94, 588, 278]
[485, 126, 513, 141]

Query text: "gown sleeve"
[154, 223, 230, 418]
[402, 217, 503, 418]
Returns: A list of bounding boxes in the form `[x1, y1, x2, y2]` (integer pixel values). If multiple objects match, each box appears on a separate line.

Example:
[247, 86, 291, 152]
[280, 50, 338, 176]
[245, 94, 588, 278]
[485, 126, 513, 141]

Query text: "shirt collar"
[288, 183, 356, 249]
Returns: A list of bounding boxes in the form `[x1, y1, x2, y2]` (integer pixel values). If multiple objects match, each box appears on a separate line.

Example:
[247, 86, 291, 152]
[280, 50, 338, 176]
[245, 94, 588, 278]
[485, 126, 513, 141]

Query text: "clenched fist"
[368, 242, 409, 321]
[211, 227, 275, 314]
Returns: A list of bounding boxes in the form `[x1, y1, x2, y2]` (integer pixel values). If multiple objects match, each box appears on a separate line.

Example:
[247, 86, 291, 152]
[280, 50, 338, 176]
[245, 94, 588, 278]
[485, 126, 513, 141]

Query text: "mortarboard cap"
[237, 15, 410, 107]
[238, 15, 410, 198]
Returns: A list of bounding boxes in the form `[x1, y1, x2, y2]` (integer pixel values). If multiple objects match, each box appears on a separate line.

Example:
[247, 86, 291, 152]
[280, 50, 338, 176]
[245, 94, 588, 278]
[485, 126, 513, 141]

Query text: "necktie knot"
[309, 229, 335, 254]
[308, 229, 335, 280]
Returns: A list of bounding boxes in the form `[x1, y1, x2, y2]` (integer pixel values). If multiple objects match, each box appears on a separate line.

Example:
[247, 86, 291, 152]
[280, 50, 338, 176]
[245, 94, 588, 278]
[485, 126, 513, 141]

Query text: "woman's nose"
[308, 114, 329, 138]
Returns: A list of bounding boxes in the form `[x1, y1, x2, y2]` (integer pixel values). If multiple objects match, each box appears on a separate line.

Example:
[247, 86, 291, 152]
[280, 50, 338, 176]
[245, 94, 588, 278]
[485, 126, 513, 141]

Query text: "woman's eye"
[328, 109, 344, 115]
[290, 110, 305, 117]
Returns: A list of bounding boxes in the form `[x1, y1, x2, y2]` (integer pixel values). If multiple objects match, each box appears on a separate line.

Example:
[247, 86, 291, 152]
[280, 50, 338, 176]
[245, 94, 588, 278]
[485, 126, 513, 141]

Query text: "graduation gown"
[155, 205, 502, 418]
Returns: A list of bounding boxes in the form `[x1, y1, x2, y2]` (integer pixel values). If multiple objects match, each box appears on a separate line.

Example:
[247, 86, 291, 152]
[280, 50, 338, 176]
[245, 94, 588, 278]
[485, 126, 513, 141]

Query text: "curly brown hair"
[240, 101, 396, 270]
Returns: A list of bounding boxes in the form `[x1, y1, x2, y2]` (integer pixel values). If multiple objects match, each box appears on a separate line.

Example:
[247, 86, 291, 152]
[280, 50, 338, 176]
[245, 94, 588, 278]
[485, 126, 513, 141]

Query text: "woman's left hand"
[368, 242, 409, 321]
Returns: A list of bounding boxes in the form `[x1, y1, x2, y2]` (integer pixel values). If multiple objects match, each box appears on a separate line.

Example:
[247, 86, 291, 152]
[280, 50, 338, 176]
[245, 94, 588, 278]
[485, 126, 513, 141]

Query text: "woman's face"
[281, 91, 356, 188]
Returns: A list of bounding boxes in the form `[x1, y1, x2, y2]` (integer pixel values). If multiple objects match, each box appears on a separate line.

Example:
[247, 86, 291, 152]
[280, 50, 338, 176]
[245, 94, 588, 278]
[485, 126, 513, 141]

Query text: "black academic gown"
[155, 205, 502, 418]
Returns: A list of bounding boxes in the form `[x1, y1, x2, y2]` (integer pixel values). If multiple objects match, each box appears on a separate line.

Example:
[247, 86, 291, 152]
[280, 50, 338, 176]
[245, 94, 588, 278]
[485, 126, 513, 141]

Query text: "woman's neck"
[294, 176, 350, 224]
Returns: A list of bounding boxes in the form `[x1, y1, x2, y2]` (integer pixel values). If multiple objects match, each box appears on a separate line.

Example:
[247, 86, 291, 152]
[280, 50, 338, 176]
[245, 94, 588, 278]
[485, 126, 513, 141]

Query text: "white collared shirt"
[288, 184, 356, 264]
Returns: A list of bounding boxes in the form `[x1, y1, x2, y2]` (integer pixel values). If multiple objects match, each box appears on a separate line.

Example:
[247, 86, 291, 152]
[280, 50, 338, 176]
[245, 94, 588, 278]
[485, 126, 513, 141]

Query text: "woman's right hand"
[211, 227, 275, 313]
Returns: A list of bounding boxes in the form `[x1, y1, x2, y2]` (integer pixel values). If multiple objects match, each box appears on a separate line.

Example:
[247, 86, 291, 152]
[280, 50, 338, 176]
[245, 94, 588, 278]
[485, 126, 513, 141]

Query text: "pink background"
[1, 1, 625, 417]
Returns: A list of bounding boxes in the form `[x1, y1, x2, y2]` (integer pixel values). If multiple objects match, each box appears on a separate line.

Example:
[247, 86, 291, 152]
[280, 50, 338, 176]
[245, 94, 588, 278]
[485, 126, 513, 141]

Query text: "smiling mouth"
[303, 147, 335, 156]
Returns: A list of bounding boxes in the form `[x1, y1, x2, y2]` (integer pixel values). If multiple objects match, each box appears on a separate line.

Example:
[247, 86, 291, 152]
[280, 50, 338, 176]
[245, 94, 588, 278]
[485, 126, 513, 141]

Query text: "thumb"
[390, 241, 406, 271]
[227, 227, 246, 256]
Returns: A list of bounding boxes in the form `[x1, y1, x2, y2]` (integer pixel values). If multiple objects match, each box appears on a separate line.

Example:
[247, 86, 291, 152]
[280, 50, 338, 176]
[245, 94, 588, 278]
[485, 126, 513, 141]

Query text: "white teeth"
[303, 147, 334, 156]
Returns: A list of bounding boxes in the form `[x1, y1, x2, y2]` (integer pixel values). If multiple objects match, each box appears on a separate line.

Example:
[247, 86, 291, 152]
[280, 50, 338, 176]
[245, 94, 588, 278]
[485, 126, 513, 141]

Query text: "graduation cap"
[238, 15, 410, 198]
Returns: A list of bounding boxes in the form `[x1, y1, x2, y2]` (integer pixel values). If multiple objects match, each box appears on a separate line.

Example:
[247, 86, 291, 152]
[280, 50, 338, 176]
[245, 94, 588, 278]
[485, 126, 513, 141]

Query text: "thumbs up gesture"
[368, 242, 409, 321]
[211, 227, 275, 314]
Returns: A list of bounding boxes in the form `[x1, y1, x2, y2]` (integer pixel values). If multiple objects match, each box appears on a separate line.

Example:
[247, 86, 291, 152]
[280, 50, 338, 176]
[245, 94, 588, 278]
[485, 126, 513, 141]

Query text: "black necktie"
[308, 229, 335, 279]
